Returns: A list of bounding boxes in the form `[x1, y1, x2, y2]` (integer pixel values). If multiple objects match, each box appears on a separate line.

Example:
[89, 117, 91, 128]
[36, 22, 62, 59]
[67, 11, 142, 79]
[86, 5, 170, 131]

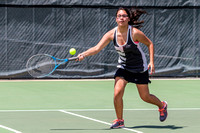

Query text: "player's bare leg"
[110, 77, 127, 128]
[136, 84, 168, 121]
[136, 84, 162, 108]
[114, 77, 127, 119]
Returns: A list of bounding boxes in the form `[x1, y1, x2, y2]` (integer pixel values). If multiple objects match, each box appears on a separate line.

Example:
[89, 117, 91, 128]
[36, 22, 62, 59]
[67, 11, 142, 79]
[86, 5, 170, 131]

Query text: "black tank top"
[113, 25, 148, 73]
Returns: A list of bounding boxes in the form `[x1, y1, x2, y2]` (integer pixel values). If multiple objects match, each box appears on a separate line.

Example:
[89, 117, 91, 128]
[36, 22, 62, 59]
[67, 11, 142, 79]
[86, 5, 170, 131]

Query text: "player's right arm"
[78, 29, 114, 61]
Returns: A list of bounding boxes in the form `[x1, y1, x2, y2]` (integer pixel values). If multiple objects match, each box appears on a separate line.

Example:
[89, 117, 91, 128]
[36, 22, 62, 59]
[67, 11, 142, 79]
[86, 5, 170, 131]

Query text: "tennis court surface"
[0, 79, 199, 133]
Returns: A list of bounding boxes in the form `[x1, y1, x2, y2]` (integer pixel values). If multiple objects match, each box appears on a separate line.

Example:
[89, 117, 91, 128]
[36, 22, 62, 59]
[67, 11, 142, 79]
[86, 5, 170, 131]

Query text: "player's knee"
[114, 92, 123, 101]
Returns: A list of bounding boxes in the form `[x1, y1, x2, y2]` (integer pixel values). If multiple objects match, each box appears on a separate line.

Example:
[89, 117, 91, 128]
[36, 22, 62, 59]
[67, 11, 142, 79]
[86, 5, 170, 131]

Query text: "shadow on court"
[51, 128, 111, 131]
[128, 125, 185, 130]
[50, 125, 185, 131]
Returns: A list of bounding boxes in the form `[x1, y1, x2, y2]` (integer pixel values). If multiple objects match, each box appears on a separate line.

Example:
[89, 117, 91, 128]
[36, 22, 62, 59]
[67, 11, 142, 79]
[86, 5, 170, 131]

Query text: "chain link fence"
[0, 0, 200, 78]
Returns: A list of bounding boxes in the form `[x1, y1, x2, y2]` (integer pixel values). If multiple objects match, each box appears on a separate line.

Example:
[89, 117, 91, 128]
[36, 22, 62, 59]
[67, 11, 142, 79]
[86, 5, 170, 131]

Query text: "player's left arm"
[133, 28, 155, 74]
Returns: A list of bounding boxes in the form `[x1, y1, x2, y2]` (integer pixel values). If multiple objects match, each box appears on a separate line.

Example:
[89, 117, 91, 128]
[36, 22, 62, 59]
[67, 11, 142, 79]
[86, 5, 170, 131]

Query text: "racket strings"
[26, 55, 56, 78]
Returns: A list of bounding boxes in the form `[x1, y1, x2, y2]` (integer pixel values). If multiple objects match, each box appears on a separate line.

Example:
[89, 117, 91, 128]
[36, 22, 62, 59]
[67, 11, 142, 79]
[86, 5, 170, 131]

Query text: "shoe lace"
[159, 101, 167, 116]
[112, 119, 119, 122]
[112, 119, 124, 123]
[159, 108, 165, 116]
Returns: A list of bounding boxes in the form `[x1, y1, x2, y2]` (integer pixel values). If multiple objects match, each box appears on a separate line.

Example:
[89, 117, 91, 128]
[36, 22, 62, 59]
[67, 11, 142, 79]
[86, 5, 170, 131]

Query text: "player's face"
[116, 10, 130, 27]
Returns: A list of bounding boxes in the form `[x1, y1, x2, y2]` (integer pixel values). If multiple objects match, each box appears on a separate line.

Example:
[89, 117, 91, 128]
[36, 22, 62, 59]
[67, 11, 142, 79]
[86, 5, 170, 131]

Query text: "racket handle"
[68, 57, 79, 61]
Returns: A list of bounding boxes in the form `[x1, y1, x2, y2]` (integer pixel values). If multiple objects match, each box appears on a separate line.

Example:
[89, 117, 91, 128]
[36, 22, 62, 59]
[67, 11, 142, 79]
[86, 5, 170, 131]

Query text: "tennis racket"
[26, 54, 78, 78]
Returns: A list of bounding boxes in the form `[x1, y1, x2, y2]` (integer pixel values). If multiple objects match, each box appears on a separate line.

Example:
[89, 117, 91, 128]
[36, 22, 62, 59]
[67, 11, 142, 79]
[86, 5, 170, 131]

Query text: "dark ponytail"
[116, 7, 147, 28]
[129, 8, 147, 28]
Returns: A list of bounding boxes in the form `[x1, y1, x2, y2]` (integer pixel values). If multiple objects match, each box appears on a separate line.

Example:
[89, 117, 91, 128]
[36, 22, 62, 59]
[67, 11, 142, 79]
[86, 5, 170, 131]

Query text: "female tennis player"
[77, 7, 168, 128]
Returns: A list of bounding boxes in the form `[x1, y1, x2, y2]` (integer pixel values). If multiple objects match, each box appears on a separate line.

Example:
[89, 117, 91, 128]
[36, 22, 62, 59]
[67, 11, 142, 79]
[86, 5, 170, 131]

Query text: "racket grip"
[68, 57, 79, 61]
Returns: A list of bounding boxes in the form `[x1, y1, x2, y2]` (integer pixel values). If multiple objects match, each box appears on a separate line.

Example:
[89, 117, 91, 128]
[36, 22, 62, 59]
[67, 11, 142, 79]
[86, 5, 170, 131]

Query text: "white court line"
[0, 108, 199, 133]
[0, 125, 22, 133]
[59, 110, 143, 133]
[60, 108, 200, 111]
[0, 108, 200, 112]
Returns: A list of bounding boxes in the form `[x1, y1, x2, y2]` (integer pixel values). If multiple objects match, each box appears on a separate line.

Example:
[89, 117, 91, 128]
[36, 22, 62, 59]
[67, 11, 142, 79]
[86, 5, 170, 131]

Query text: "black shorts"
[114, 68, 151, 84]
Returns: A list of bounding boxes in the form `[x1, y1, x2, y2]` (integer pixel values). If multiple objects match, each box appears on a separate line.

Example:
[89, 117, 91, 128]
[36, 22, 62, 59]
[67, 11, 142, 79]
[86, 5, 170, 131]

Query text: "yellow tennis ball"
[69, 48, 76, 55]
